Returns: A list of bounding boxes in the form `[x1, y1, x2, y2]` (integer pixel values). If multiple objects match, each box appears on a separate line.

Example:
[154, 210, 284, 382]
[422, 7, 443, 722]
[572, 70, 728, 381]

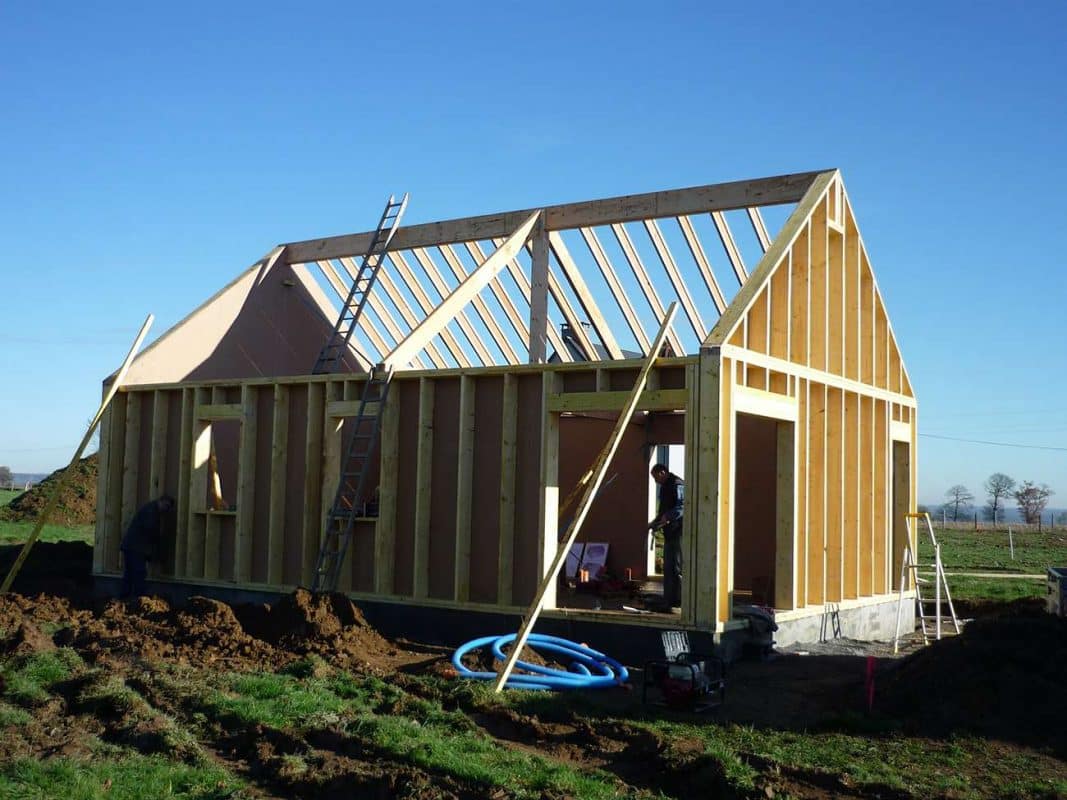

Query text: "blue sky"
[1, 1, 1064, 508]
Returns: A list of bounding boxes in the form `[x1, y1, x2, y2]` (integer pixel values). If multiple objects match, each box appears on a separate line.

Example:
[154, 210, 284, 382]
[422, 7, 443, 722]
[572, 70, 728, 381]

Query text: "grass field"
[918, 526, 1056, 604]
[0, 520, 94, 546]
[0, 488, 23, 506]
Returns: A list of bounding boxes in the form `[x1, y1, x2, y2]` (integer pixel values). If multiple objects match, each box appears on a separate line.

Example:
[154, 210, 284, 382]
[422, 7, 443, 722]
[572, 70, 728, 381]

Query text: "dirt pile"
[235, 588, 397, 671]
[880, 607, 1067, 753]
[0, 587, 405, 674]
[0, 454, 98, 526]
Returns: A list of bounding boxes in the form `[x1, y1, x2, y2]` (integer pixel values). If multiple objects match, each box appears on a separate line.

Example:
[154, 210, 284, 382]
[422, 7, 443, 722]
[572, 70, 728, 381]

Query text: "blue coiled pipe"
[452, 633, 629, 690]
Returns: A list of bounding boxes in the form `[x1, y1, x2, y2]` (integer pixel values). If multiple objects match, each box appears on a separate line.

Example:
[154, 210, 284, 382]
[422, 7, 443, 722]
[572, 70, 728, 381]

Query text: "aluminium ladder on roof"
[893, 512, 960, 653]
[310, 194, 407, 593]
[311, 193, 408, 375]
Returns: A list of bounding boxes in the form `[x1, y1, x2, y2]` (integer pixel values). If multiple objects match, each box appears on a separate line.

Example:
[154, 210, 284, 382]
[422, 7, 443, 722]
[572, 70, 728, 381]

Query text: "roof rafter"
[610, 223, 685, 356]
[285, 170, 824, 262]
[386, 251, 474, 368]
[411, 247, 497, 366]
[579, 227, 651, 352]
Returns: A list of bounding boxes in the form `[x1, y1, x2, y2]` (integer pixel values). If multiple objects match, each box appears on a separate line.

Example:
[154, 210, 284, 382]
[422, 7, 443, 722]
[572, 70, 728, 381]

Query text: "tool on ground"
[893, 511, 960, 652]
[1, 315, 154, 594]
[642, 630, 725, 712]
[452, 633, 629, 690]
[311, 194, 408, 593]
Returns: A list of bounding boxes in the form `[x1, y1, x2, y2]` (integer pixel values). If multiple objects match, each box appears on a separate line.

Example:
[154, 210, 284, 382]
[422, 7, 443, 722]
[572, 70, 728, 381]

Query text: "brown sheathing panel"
[428, 378, 460, 600]
[136, 394, 154, 512]
[392, 380, 420, 596]
[470, 377, 505, 603]
[283, 387, 308, 586]
[161, 390, 184, 574]
[557, 417, 648, 582]
[733, 413, 778, 602]
[561, 371, 596, 393]
[511, 374, 545, 604]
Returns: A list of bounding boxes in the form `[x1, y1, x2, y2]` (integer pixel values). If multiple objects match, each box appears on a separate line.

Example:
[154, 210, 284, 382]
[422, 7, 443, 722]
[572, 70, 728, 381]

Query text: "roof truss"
[284, 170, 830, 370]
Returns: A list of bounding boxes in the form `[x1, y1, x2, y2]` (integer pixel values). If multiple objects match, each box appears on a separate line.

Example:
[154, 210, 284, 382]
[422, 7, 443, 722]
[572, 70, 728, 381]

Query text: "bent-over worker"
[120, 495, 174, 599]
[648, 463, 684, 609]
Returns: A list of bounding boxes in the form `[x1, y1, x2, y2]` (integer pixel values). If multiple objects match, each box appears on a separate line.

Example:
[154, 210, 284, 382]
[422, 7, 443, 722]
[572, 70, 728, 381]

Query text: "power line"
[921, 433, 1067, 452]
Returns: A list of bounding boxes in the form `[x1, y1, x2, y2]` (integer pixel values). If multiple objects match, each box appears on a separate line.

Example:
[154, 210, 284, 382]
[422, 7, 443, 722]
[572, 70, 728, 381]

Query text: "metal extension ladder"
[893, 512, 960, 653]
[312, 365, 393, 592]
[311, 194, 409, 375]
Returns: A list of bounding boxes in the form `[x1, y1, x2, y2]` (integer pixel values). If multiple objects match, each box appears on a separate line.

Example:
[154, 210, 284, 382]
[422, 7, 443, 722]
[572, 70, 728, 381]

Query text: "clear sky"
[1, 1, 1064, 509]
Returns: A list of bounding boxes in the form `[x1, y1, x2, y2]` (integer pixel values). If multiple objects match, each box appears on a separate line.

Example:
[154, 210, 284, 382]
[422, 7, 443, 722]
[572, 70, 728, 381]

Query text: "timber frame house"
[94, 169, 918, 640]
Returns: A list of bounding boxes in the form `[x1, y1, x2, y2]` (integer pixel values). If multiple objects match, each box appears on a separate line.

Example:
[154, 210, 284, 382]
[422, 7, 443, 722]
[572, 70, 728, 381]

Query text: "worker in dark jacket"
[649, 464, 684, 609]
[120, 495, 174, 599]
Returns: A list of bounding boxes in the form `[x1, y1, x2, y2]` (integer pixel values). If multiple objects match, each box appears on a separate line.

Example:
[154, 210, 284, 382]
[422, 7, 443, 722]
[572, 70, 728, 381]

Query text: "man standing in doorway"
[120, 495, 174, 599]
[649, 463, 684, 610]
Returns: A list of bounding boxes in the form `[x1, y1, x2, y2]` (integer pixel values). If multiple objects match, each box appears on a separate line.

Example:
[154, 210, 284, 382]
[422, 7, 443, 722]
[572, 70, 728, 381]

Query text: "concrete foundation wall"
[772, 594, 914, 648]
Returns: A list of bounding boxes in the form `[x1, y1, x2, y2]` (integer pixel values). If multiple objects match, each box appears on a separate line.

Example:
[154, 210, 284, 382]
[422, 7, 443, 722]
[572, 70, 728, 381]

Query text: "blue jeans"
[120, 549, 148, 599]
[662, 520, 683, 607]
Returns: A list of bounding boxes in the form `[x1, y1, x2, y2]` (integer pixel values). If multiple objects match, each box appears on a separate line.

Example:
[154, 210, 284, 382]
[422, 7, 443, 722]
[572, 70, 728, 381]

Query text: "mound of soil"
[880, 607, 1067, 753]
[235, 588, 396, 672]
[1, 454, 98, 526]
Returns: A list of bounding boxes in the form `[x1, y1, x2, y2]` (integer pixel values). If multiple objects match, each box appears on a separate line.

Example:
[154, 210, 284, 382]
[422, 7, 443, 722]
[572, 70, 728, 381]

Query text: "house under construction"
[93, 169, 917, 647]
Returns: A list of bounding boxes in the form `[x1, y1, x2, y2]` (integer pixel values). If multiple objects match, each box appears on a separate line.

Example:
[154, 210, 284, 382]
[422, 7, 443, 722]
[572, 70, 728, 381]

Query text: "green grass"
[0, 750, 241, 800]
[1, 649, 83, 705]
[922, 526, 1067, 575]
[0, 701, 32, 726]
[202, 669, 632, 800]
[0, 520, 94, 546]
[947, 575, 1045, 604]
[0, 488, 22, 507]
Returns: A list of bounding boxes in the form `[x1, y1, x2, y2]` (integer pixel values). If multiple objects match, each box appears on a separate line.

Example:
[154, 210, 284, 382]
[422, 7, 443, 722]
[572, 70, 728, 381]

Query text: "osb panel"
[392, 380, 421, 596]
[470, 376, 505, 604]
[733, 412, 778, 601]
[427, 378, 460, 600]
[511, 373, 545, 605]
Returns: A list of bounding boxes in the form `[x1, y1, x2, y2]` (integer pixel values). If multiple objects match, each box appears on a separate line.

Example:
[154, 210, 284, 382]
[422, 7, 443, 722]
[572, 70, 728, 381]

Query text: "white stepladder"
[893, 512, 960, 653]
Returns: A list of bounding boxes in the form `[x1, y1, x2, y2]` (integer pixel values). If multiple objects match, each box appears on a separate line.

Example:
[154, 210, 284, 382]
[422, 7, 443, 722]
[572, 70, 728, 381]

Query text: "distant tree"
[0, 465, 11, 487]
[943, 485, 973, 522]
[1013, 481, 1053, 525]
[984, 473, 1016, 522]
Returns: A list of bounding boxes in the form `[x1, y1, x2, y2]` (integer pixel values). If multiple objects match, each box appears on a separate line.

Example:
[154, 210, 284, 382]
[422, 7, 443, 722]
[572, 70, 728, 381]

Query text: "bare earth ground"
[1, 541, 1066, 800]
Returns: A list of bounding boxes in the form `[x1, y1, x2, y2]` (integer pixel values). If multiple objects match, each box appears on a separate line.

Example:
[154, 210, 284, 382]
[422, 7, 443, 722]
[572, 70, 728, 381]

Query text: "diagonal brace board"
[384, 212, 541, 370]
[2, 315, 155, 593]
[492, 302, 679, 692]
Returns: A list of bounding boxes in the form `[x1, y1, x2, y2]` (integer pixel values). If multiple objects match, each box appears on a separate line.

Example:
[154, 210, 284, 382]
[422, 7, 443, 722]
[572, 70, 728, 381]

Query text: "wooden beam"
[302, 382, 325, 587]
[458, 241, 531, 357]
[374, 383, 399, 594]
[580, 227, 652, 352]
[454, 376, 475, 601]
[354, 260, 448, 369]
[677, 215, 727, 315]
[706, 171, 837, 349]
[196, 403, 243, 420]
[385, 213, 541, 370]
[529, 218, 549, 363]
[120, 392, 142, 540]
[187, 388, 210, 577]
[18, 316, 151, 587]
[234, 385, 257, 581]
[612, 223, 685, 356]
[549, 232, 624, 359]
[411, 247, 497, 366]
[173, 388, 193, 578]
[547, 388, 688, 413]
[748, 207, 772, 251]
[285, 171, 824, 262]
[711, 211, 748, 284]
[148, 391, 168, 501]
[412, 377, 435, 599]
[493, 303, 678, 691]
[387, 251, 474, 367]
[267, 384, 289, 585]
[497, 373, 518, 605]
[203, 387, 226, 580]
[644, 219, 706, 340]
[536, 371, 560, 612]
[438, 244, 520, 363]
[316, 259, 392, 365]
[466, 241, 571, 363]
